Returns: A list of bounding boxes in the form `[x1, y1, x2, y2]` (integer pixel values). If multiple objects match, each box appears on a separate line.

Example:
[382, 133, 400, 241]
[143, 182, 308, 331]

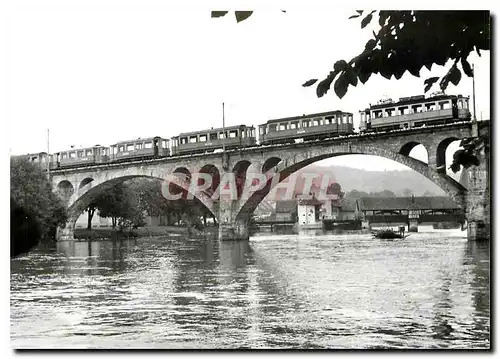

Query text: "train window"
[86, 150, 93, 156]
[145, 142, 153, 149]
[400, 107, 409, 115]
[189, 136, 197, 143]
[135, 143, 142, 150]
[77, 151, 84, 158]
[301, 120, 309, 127]
[210, 133, 217, 140]
[127, 144, 134, 151]
[199, 135, 207, 142]
[241, 130, 246, 138]
[440, 101, 451, 110]
[162, 140, 167, 147]
[219, 133, 225, 139]
[101, 148, 107, 155]
[290, 123, 297, 129]
[229, 130, 237, 138]
[70, 152, 76, 159]
[278, 124, 286, 131]
[61, 153, 67, 159]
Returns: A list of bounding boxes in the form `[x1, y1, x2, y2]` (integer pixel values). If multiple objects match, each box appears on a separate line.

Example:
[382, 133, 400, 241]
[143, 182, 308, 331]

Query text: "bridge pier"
[219, 219, 249, 241]
[218, 200, 249, 241]
[56, 225, 75, 241]
[465, 149, 490, 240]
[408, 218, 419, 232]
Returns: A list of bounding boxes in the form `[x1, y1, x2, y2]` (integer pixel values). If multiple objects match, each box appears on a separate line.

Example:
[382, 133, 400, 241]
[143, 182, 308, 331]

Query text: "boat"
[372, 228, 410, 240]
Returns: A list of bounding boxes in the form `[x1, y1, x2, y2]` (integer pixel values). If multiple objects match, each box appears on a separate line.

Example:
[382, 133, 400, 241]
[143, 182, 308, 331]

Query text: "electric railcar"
[171, 125, 256, 155]
[360, 93, 471, 132]
[258, 110, 354, 145]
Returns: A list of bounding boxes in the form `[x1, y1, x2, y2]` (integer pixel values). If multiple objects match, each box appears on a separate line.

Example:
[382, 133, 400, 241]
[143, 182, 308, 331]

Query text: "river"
[10, 228, 490, 349]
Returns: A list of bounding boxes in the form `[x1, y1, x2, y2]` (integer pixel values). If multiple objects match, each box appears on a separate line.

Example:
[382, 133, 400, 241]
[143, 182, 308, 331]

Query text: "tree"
[85, 203, 97, 229]
[11, 157, 67, 256]
[402, 188, 414, 197]
[302, 11, 490, 98]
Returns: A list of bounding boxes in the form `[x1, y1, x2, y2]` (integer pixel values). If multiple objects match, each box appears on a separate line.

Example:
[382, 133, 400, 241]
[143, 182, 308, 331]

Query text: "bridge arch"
[79, 177, 94, 189]
[57, 180, 74, 203]
[235, 145, 467, 221]
[399, 141, 429, 164]
[64, 174, 217, 233]
[436, 137, 461, 173]
[262, 157, 282, 173]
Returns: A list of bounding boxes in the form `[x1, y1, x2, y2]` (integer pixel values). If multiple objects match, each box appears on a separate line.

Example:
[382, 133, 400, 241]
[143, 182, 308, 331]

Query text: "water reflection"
[11, 232, 490, 349]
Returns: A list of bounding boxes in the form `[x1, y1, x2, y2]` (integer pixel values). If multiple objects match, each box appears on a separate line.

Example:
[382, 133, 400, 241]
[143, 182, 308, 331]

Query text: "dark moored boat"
[372, 229, 409, 239]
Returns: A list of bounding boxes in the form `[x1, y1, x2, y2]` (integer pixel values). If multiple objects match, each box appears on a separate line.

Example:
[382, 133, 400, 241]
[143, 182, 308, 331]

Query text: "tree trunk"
[87, 208, 95, 230]
[203, 213, 207, 227]
[112, 217, 117, 228]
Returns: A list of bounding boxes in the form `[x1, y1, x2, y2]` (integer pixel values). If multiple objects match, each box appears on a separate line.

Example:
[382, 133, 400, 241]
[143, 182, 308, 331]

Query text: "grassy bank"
[74, 225, 218, 240]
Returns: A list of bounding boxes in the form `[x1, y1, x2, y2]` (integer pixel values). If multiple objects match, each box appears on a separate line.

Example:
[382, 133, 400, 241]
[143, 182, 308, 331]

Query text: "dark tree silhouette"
[302, 11, 490, 99]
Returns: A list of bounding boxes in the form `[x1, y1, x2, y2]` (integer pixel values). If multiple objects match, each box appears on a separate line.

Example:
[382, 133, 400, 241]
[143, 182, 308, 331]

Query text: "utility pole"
[222, 102, 228, 169]
[472, 64, 478, 137]
[47, 129, 50, 180]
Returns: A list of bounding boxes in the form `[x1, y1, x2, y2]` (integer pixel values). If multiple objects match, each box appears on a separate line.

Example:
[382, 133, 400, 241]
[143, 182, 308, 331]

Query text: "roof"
[275, 200, 298, 213]
[298, 197, 323, 206]
[175, 124, 253, 137]
[265, 110, 352, 125]
[357, 196, 460, 211]
[112, 137, 165, 146]
[59, 145, 105, 153]
[364, 94, 467, 111]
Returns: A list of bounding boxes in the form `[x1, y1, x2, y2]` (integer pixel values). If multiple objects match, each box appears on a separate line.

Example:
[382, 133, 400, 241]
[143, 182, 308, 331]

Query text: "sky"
[4, 2, 492, 173]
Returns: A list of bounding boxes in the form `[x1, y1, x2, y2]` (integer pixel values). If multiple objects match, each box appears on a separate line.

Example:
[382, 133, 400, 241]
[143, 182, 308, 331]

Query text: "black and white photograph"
[6, 2, 491, 351]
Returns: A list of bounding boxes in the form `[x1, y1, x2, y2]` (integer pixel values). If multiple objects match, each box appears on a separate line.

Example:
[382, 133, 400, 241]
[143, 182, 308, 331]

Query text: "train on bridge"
[20, 92, 471, 170]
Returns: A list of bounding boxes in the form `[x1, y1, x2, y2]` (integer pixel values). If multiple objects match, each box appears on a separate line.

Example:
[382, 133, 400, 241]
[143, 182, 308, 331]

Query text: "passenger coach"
[360, 93, 471, 132]
[59, 145, 109, 168]
[171, 125, 256, 155]
[258, 110, 354, 145]
[110, 136, 170, 162]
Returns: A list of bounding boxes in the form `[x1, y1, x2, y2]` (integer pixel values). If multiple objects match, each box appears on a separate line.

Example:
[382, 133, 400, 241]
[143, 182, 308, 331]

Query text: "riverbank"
[74, 225, 218, 240]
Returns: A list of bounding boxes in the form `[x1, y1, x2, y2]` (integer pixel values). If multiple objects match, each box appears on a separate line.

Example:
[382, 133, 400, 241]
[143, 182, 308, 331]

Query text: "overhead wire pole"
[472, 64, 477, 122]
[47, 129, 50, 180]
[222, 102, 225, 153]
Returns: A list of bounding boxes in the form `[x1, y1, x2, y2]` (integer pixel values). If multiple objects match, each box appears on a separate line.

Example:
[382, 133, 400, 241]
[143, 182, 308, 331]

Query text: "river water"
[10, 228, 490, 349]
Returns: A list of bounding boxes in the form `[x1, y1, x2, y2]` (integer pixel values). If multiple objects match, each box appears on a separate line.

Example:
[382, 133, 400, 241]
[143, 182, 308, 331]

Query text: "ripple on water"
[10, 232, 490, 349]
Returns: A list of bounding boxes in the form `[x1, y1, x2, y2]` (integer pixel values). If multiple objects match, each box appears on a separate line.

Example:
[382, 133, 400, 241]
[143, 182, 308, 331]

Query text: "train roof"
[264, 110, 352, 125]
[111, 136, 167, 146]
[174, 124, 254, 137]
[364, 94, 468, 111]
[58, 145, 107, 153]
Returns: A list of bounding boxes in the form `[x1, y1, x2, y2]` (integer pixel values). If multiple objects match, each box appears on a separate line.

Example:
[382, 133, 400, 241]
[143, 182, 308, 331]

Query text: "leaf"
[302, 79, 318, 87]
[439, 74, 450, 91]
[333, 60, 347, 72]
[423, 76, 440, 92]
[461, 57, 473, 77]
[361, 13, 373, 29]
[235, 11, 253, 23]
[358, 69, 372, 84]
[379, 11, 390, 27]
[334, 72, 349, 99]
[365, 39, 377, 51]
[449, 65, 462, 86]
[356, 10, 363, 14]
[211, 11, 229, 18]
[316, 77, 333, 98]
[347, 69, 358, 87]
[424, 76, 440, 85]
[349, 14, 361, 19]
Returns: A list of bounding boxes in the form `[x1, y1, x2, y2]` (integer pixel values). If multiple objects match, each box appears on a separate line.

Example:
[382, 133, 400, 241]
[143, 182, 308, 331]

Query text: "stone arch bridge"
[50, 121, 490, 241]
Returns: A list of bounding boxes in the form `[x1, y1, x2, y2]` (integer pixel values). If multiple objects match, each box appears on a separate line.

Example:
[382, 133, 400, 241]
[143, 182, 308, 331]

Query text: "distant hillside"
[314, 165, 445, 196]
